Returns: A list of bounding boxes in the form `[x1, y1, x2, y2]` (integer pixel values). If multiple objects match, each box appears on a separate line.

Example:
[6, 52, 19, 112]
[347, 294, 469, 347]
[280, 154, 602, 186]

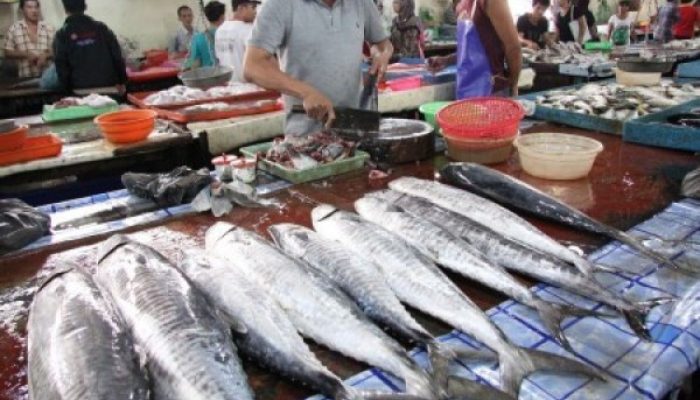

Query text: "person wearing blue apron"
[428, 0, 521, 99]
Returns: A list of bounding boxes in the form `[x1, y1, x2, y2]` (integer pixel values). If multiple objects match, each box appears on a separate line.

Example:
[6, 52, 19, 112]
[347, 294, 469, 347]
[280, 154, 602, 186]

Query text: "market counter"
[0, 122, 698, 399]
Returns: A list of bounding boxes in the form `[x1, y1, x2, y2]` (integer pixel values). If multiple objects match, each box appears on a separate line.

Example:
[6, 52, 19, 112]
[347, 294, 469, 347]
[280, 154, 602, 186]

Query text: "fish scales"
[311, 205, 606, 396]
[205, 222, 434, 399]
[28, 268, 149, 400]
[388, 177, 597, 276]
[95, 235, 253, 400]
[179, 252, 350, 399]
[269, 223, 432, 345]
[371, 190, 660, 340]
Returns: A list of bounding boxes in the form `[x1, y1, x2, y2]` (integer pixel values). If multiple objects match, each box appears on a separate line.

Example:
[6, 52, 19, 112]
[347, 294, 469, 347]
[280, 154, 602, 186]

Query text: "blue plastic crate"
[677, 60, 700, 79]
[623, 99, 700, 152]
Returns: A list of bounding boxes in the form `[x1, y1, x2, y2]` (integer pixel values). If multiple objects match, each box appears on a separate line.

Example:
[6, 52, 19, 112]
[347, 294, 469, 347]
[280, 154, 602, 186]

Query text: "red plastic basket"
[437, 97, 524, 139]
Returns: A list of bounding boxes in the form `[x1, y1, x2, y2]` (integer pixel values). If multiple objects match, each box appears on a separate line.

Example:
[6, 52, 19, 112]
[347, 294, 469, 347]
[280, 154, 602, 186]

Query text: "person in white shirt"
[216, 0, 260, 82]
[607, 0, 636, 46]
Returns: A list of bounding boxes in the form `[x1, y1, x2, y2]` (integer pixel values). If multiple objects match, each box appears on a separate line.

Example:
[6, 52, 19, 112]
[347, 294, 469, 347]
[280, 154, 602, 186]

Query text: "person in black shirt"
[517, 0, 551, 50]
[53, 0, 127, 93]
[555, 0, 587, 43]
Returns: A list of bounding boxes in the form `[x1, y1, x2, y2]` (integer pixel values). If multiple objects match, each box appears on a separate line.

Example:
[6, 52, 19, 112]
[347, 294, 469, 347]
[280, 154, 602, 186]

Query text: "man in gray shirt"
[244, 0, 393, 136]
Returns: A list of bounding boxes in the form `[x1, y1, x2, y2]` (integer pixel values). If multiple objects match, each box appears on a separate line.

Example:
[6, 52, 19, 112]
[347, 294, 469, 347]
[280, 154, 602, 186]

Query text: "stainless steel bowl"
[617, 58, 675, 74]
[179, 66, 234, 89]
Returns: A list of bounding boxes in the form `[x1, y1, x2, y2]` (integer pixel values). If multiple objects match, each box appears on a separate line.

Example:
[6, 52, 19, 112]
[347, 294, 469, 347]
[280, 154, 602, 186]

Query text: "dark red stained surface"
[0, 123, 697, 400]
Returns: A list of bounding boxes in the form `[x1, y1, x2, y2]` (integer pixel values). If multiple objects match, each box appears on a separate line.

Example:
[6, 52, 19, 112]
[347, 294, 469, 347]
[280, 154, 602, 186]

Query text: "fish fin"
[447, 376, 515, 400]
[500, 347, 607, 397]
[97, 234, 132, 263]
[534, 300, 617, 353]
[426, 341, 454, 396]
[590, 263, 635, 278]
[623, 297, 676, 341]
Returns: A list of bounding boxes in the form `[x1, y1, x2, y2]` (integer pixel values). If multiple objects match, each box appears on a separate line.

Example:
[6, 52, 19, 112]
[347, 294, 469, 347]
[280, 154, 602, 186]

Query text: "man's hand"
[427, 56, 448, 73]
[369, 44, 392, 82]
[115, 84, 127, 95]
[26, 52, 40, 65]
[36, 53, 49, 69]
[301, 88, 335, 128]
[526, 41, 540, 51]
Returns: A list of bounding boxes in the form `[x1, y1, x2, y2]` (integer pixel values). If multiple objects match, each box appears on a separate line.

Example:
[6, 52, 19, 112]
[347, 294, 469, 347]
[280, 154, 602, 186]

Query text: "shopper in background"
[517, 0, 551, 50]
[53, 0, 127, 93]
[390, 0, 423, 58]
[216, 0, 260, 82]
[673, 0, 699, 40]
[3, 0, 55, 79]
[655, 0, 680, 43]
[608, 0, 636, 46]
[185, 1, 226, 70]
[555, 0, 588, 43]
[169, 5, 197, 56]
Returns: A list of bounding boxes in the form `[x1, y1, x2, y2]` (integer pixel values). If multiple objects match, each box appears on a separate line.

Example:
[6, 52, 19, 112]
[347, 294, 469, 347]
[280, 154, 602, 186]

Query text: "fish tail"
[611, 230, 699, 275]
[499, 347, 607, 396]
[623, 297, 677, 341]
[590, 262, 635, 278]
[446, 376, 515, 400]
[533, 300, 611, 354]
[401, 364, 437, 400]
[425, 340, 454, 395]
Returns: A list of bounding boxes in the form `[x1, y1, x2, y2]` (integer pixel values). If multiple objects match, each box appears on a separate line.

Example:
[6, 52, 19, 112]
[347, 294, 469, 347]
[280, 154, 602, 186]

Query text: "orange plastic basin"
[95, 109, 156, 144]
[0, 125, 28, 152]
[0, 134, 62, 166]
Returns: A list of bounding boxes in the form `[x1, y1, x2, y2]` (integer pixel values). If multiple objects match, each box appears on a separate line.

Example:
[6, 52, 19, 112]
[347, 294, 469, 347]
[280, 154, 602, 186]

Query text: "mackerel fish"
[95, 235, 253, 400]
[312, 205, 605, 397]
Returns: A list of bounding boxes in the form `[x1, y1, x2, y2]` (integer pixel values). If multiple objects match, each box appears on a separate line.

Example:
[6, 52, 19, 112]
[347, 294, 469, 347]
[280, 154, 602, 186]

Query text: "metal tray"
[240, 142, 369, 184]
[623, 99, 700, 152]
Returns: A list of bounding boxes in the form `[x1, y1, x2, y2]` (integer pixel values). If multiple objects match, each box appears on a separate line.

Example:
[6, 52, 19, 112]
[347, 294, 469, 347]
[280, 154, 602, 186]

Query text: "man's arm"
[3, 29, 37, 62]
[363, 0, 393, 81]
[53, 31, 71, 90]
[244, 46, 335, 124]
[103, 24, 128, 91]
[486, 0, 522, 95]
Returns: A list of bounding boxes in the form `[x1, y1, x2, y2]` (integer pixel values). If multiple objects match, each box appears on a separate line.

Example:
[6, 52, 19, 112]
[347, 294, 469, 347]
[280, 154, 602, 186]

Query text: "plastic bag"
[122, 166, 213, 207]
[682, 166, 700, 199]
[0, 199, 50, 254]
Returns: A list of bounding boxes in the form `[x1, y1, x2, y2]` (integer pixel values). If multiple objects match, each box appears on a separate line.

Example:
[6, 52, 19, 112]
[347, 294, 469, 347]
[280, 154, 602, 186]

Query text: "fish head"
[178, 249, 212, 277]
[97, 234, 133, 264]
[204, 222, 239, 252]
[364, 189, 406, 204]
[354, 196, 386, 216]
[267, 223, 312, 255]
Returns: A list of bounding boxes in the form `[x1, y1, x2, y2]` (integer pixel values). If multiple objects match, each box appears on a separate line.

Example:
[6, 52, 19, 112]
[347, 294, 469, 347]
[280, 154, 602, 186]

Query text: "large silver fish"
[268, 223, 467, 395]
[95, 235, 254, 400]
[355, 196, 599, 353]
[205, 222, 435, 399]
[388, 177, 602, 276]
[311, 205, 605, 397]
[368, 190, 669, 341]
[28, 268, 149, 400]
[440, 163, 686, 273]
[178, 251, 356, 400]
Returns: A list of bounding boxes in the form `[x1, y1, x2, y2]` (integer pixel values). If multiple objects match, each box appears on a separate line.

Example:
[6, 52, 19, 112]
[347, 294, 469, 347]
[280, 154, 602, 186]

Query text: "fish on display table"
[355, 196, 600, 353]
[388, 177, 605, 277]
[269, 223, 503, 397]
[28, 268, 149, 400]
[311, 205, 606, 397]
[367, 190, 669, 341]
[95, 235, 254, 400]
[439, 163, 691, 273]
[205, 222, 436, 399]
[178, 252, 366, 400]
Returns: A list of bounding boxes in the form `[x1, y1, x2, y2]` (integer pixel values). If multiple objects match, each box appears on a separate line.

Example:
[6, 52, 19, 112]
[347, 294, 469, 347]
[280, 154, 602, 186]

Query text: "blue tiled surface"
[308, 199, 700, 400]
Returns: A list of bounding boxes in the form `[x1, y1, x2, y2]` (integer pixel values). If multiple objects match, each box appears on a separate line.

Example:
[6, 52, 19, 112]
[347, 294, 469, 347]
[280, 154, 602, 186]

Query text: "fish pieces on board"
[440, 162, 693, 273]
[95, 235, 254, 400]
[205, 222, 436, 399]
[179, 251, 359, 400]
[28, 268, 149, 400]
[312, 205, 606, 397]
[388, 176, 601, 277]
[368, 190, 669, 341]
[355, 195, 601, 353]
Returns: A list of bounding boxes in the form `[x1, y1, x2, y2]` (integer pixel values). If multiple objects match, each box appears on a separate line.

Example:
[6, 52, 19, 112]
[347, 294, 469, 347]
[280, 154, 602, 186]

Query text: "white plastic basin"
[514, 133, 603, 180]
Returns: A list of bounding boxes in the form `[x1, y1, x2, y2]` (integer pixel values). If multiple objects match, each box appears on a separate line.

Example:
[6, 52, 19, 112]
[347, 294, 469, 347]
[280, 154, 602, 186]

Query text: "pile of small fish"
[264, 132, 357, 170]
[534, 82, 700, 120]
[522, 42, 608, 66]
[143, 83, 266, 106]
[29, 164, 690, 399]
[53, 93, 117, 109]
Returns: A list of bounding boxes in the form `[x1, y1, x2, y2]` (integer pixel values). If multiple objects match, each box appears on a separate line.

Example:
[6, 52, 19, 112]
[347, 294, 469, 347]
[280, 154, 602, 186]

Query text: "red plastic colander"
[437, 97, 524, 139]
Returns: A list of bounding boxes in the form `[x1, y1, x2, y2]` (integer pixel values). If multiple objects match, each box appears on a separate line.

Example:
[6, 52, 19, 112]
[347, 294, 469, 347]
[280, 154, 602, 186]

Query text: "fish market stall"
[521, 81, 700, 135]
[1, 119, 699, 400]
